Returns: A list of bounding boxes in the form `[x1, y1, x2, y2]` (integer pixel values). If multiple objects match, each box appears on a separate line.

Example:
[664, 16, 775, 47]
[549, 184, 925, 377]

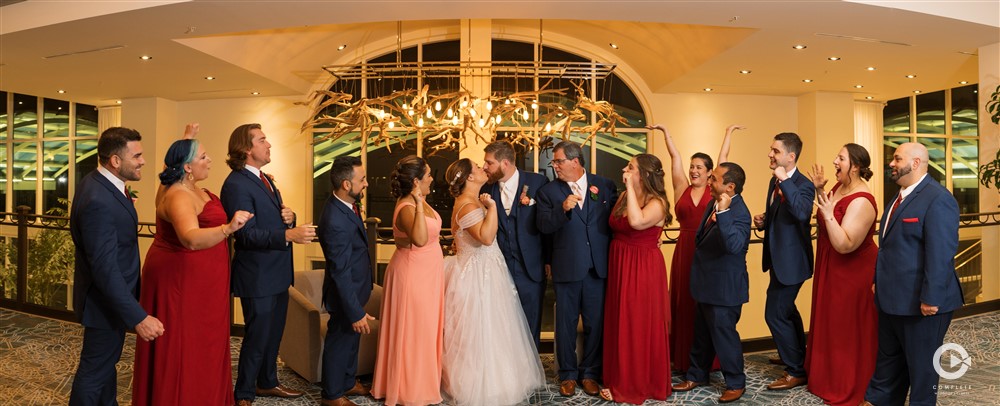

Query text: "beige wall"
[979, 42, 999, 301]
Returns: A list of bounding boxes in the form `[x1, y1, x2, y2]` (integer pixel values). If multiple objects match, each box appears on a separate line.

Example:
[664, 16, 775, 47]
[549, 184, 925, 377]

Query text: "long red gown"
[132, 192, 233, 406]
[668, 186, 714, 372]
[805, 186, 878, 406]
[603, 212, 671, 404]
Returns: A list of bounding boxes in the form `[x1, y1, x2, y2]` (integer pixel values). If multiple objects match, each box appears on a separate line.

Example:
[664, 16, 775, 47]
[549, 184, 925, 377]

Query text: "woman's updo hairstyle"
[844, 143, 873, 181]
[390, 154, 428, 198]
[158, 139, 199, 186]
[445, 158, 473, 197]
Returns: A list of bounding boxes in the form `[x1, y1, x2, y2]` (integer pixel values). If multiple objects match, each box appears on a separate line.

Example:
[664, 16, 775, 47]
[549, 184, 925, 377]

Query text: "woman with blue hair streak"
[132, 124, 253, 406]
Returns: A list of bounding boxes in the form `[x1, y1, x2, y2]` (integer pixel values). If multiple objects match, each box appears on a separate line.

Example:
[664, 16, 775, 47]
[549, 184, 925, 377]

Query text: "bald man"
[862, 142, 963, 406]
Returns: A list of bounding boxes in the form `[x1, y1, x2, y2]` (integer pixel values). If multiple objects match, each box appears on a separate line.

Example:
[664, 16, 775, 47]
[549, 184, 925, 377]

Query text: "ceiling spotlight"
[139, 55, 152, 60]
[116, 100, 122, 104]
[865, 96, 873, 100]
[57, 90, 66, 94]
[792, 44, 807, 50]
[802, 79, 813, 83]
[913, 90, 921, 94]
[854, 85, 863, 89]
[828, 56, 841, 61]
[337, 44, 347, 51]
[866, 66, 876, 71]
[703, 88, 713, 92]
[609, 43, 619, 49]
[204, 76, 215, 80]
[739, 70, 751, 74]
[251, 91, 260, 95]
[905, 74, 916, 79]
[959, 81, 968, 85]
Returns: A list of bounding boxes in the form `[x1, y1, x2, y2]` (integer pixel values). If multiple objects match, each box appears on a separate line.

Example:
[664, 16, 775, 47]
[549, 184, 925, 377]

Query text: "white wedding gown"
[442, 207, 546, 406]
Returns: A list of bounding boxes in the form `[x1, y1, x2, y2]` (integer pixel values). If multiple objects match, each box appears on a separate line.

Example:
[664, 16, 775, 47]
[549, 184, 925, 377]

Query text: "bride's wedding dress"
[441, 206, 546, 405]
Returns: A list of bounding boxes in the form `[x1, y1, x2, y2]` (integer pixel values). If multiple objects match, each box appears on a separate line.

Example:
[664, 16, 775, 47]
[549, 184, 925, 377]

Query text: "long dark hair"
[615, 153, 673, 226]
[390, 155, 428, 198]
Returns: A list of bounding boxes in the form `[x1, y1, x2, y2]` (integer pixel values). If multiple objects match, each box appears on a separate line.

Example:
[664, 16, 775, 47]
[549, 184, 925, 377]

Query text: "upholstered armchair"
[279, 269, 383, 382]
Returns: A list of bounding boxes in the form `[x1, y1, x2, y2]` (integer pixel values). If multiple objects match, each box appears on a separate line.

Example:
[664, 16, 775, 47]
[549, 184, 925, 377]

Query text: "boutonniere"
[519, 185, 531, 206]
[264, 173, 275, 183]
[127, 186, 138, 203]
[589, 185, 599, 201]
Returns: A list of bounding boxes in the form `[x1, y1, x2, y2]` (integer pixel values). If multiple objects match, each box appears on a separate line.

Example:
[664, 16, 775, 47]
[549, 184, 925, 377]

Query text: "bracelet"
[220, 225, 230, 237]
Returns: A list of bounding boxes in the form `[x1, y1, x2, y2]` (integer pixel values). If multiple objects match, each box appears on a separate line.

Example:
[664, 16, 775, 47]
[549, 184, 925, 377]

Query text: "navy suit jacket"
[317, 196, 373, 323]
[480, 170, 550, 282]
[690, 195, 751, 307]
[876, 176, 964, 316]
[761, 170, 815, 285]
[70, 170, 147, 330]
[536, 173, 617, 283]
[221, 168, 295, 298]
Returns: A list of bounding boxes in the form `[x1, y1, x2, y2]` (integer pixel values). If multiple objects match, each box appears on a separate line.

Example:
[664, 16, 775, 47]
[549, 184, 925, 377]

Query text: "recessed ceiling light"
[205, 76, 215, 80]
[905, 74, 916, 79]
[913, 90, 921, 94]
[792, 44, 807, 50]
[739, 70, 751, 74]
[703, 88, 713, 92]
[139, 55, 152, 60]
[116, 100, 122, 104]
[959, 81, 968, 85]
[251, 91, 260, 95]
[57, 90, 66, 94]
[337, 44, 347, 51]
[802, 79, 813, 83]
[828, 56, 841, 61]
[865, 96, 873, 100]
[866, 66, 876, 71]
[854, 85, 863, 89]
[609, 43, 619, 49]
[57, 107, 62, 110]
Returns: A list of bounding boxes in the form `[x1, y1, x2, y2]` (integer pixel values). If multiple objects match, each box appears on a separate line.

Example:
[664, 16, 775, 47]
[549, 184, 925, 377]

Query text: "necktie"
[501, 183, 512, 215]
[260, 172, 274, 195]
[772, 179, 784, 204]
[353, 203, 362, 219]
[884, 193, 902, 236]
[124, 186, 133, 204]
[571, 183, 584, 209]
[705, 203, 717, 229]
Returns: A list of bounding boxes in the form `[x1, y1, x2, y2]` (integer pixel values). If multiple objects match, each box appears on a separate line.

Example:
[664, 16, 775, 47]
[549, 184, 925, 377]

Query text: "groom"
[536, 140, 617, 398]
[480, 141, 550, 348]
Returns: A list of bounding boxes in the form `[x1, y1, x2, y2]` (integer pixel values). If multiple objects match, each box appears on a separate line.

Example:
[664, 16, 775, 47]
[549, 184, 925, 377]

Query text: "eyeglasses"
[549, 158, 569, 167]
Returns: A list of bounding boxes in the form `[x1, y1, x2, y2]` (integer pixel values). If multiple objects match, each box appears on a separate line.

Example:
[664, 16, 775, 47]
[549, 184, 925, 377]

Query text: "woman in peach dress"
[371, 155, 445, 406]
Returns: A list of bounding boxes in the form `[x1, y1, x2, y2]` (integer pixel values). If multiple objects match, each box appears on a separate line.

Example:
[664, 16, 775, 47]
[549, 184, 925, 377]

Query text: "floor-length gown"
[603, 212, 671, 404]
[668, 186, 715, 372]
[441, 206, 545, 405]
[132, 191, 233, 406]
[805, 185, 878, 406]
[371, 202, 445, 406]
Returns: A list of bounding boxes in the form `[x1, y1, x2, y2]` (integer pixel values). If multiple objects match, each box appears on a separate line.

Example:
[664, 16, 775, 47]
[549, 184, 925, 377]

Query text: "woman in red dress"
[132, 125, 252, 406]
[648, 123, 742, 373]
[601, 153, 673, 404]
[805, 143, 879, 406]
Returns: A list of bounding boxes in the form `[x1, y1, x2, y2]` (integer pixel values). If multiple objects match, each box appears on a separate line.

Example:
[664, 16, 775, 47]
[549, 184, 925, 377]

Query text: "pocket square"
[902, 217, 919, 223]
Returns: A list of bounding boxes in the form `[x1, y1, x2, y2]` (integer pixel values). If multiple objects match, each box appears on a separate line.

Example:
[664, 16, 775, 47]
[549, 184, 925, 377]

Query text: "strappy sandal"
[599, 388, 614, 402]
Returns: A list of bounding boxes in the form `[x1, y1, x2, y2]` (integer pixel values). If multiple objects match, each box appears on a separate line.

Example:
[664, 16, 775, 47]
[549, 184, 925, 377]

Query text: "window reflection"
[882, 136, 910, 208]
[0, 91, 7, 138]
[42, 141, 69, 212]
[75, 140, 98, 186]
[915, 90, 946, 134]
[952, 138, 978, 214]
[13, 142, 37, 209]
[882, 98, 910, 133]
[43, 99, 70, 138]
[76, 104, 98, 138]
[951, 85, 978, 136]
[13, 94, 37, 140]
[918, 137, 947, 185]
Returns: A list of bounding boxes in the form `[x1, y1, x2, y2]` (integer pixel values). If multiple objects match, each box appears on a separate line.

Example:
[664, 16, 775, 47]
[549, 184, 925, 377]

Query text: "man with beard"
[861, 142, 963, 406]
[480, 141, 550, 348]
[317, 156, 374, 406]
[70, 127, 164, 405]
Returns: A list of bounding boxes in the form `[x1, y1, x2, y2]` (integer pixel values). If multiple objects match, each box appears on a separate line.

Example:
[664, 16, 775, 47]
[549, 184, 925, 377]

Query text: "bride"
[441, 158, 546, 405]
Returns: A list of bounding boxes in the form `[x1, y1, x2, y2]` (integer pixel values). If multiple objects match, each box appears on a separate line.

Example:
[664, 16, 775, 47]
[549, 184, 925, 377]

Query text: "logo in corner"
[933, 342, 971, 380]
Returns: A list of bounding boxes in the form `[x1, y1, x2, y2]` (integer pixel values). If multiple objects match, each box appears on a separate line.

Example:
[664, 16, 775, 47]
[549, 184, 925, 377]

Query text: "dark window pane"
[13, 142, 37, 210]
[43, 98, 70, 138]
[13, 94, 37, 140]
[541, 45, 588, 63]
[422, 40, 459, 62]
[883, 97, 910, 133]
[312, 132, 359, 223]
[75, 140, 98, 186]
[42, 141, 69, 213]
[915, 90, 945, 134]
[882, 136, 910, 208]
[0, 91, 7, 138]
[492, 39, 534, 62]
[76, 104, 99, 138]
[918, 137, 947, 185]
[951, 138, 978, 214]
[951, 84, 978, 136]
[364, 134, 418, 227]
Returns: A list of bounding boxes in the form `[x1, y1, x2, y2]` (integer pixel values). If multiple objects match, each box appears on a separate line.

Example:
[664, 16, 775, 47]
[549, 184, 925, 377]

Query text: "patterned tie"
[260, 172, 274, 195]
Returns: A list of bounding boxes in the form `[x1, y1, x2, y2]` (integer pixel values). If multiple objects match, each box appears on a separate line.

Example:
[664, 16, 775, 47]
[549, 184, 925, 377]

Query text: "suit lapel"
[882, 177, 930, 239]
[335, 198, 368, 242]
[242, 169, 281, 209]
[94, 172, 137, 224]
[695, 200, 714, 243]
[510, 170, 528, 220]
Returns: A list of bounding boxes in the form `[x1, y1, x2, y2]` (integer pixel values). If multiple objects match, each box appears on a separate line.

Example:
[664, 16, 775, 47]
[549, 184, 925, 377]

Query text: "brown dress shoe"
[320, 396, 357, 406]
[344, 380, 370, 397]
[236, 400, 253, 406]
[719, 388, 745, 403]
[256, 384, 304, 398]
[859, 401, 875, 406]
[671, 380, 703, 392]
[768, 356, 785, 366]
[559, 380, 576, 397]
[766, 372, 807, 390]
[579, 379, 601, 396]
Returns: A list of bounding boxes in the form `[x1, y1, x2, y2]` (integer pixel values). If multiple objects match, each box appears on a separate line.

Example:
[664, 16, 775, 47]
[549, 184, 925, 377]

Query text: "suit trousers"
[686, 302, 746, 390]
[69, 327, 126, 406]
[321, 312, 361, 400]
[865, 310, 953, 406]
[764, 271, 807, 377]
[235, 291, 289, 401]
[510, 259, 547, 349]
[553, 270, 605, 381]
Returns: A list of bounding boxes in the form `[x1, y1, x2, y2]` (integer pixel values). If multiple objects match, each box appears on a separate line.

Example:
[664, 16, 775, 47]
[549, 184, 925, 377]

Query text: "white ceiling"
[0, 0, 996, 107]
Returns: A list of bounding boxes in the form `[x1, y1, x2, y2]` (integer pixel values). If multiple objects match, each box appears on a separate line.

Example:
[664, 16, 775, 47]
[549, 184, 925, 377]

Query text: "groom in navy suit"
[69, 127, 164, 405]
[481, 141, 550, 348]
[318, 156, 374, 406]
[862, 142, 963, 406]
[753, 132, 814, 390]
[536, 141, 617, 398]
[673, 162, 751, 404]
[221, 123, 317, 405]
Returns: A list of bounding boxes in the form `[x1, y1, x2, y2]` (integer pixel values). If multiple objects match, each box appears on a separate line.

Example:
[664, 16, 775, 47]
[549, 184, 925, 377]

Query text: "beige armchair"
[279, 269, 383, 382]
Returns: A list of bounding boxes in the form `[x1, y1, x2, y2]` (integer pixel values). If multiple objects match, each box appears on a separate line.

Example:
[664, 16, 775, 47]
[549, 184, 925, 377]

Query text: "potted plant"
[979, 85, 1000, 190]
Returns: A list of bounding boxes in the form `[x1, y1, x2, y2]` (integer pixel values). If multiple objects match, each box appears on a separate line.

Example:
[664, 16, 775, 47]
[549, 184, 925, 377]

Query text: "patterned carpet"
[1, 308, 997, 405]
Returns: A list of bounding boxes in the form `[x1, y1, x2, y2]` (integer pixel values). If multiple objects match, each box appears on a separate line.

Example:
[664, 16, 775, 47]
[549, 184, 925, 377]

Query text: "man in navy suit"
[221, 123, 317, 405]
[480, 141, 550, 348]
[862, 142, 963, 406]
[672, 162, 751, 404]
[753, 132, 814, 390]
[318, 156, 374, 406]
[69, 127, 164, 406]
[536, 140, 617, 398]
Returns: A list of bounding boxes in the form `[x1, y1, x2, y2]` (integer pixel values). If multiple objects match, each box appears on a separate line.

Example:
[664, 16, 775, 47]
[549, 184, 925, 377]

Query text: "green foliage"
[0, 199, 75, 308]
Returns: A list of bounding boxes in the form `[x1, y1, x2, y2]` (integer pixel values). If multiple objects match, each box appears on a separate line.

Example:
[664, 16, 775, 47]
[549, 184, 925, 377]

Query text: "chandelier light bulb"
[478, 118, 486, 127]
[417, 118, 424, 127]
[447, 108, 454, 118]
[435, 101, 442, 111]
[522, 110, 529, 120]
[388, 121, 395, 129]
[402, 103, 408, 110]
[486, 101, 493, 111]
[531, 102, 538, 110]
[461, 100, 468, 108]
[452, 116, 459, 125]
[495, 115, 502, 124]
[426, 109, 433, 119]
[408, 110, 414, 116]
[544, 123, 552, 132]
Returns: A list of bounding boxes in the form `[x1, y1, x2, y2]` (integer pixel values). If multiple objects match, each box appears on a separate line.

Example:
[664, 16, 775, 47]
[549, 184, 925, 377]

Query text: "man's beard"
[120, 165, 141, 182]
[349, 189, 364, 201]
[486, 169, 503, 184]
[889, 165, 911, 182]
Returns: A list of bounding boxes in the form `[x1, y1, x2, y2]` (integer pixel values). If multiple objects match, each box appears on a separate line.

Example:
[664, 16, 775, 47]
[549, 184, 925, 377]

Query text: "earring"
[188, 173, 193, 181]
